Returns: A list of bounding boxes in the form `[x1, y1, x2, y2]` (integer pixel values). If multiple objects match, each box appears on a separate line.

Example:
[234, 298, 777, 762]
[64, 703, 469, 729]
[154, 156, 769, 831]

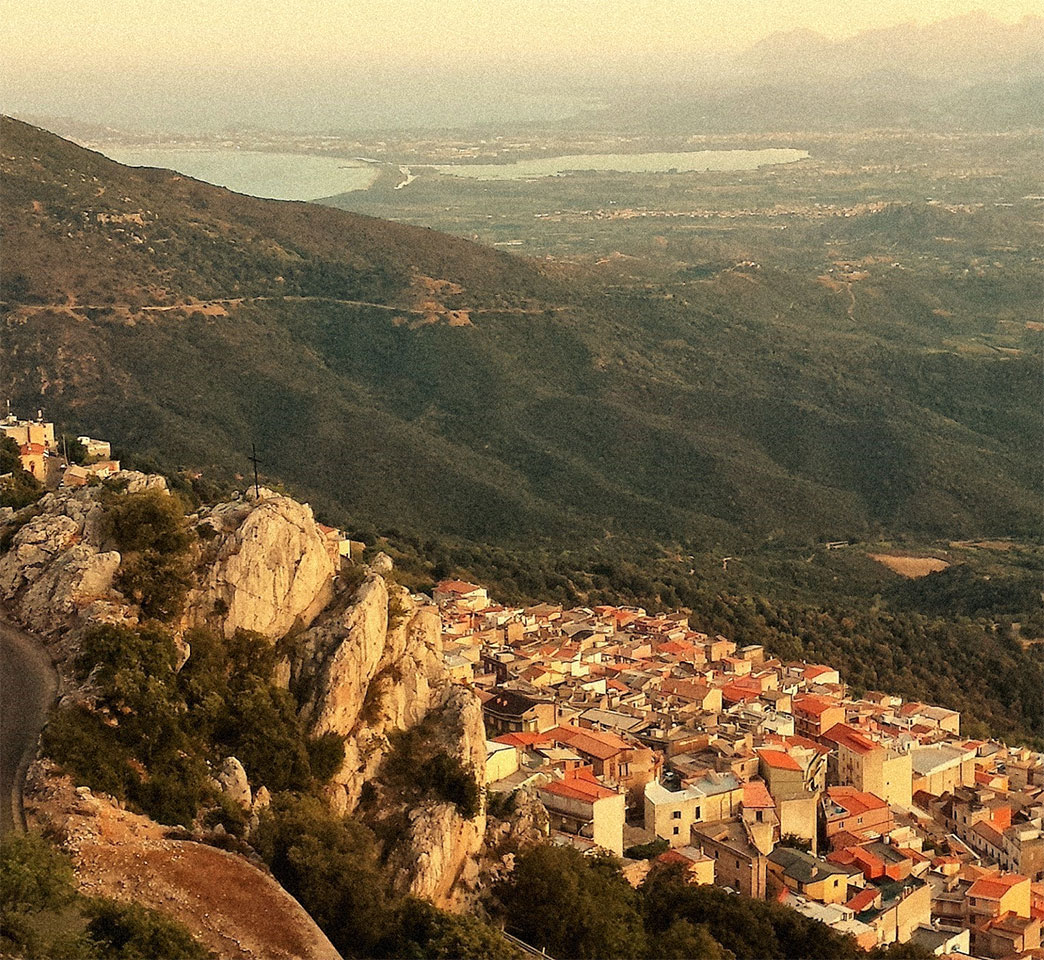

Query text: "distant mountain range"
[737, 13, 1043, 85]
[1, 117, 1039, 551]
[594, 13, 1044, 133]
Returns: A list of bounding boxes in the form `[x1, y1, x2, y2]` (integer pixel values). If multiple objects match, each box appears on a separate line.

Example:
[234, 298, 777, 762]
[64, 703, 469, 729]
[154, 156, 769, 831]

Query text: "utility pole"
[248, 442, 262, 499]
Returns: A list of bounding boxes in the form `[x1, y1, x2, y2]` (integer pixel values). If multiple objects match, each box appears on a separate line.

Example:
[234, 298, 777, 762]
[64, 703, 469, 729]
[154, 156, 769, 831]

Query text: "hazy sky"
[2, 0, 1039, 131]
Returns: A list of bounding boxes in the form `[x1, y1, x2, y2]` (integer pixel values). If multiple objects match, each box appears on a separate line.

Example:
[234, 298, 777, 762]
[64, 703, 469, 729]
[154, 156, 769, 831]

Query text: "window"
[673, 811, 682, 819]
[673, 826, 680, 836]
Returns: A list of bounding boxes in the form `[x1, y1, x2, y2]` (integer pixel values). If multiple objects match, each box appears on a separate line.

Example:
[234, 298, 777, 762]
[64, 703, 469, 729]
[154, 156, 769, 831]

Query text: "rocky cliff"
[0, 479, 488, 908]
[294, 576, 488, 905]
[187, 488, 336, 639]
[0, 472, 161, 642]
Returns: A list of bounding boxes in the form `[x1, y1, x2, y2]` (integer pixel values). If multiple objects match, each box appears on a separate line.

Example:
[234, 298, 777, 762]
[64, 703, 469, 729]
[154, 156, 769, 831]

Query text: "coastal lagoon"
[433, 148, 809, 180]
[93, 146, 380, 201]
[91, 145, 808, 201]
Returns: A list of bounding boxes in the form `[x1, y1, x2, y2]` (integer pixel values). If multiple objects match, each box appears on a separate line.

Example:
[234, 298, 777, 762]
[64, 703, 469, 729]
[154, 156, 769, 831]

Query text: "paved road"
[0, 616, 57, 835]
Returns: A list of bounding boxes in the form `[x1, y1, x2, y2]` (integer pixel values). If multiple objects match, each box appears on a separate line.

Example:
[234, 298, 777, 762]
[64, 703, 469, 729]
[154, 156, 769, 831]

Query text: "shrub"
[0, 833, 76, 915]
[306, 733, 346, 783]
[419, 753, 481, 819]
[383, 720, 481, 818]
[84, 899, 214, 959]
[499, 845, 647, 960]
[376, 898, 523, 960]
[104, 489, 194, 620]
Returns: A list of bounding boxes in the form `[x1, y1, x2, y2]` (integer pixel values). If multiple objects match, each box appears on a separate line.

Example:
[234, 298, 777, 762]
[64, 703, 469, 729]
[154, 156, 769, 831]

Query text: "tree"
[640, 865, 860, 960]
[254, 794, 390, 957]
[499, 845, 647, 960]
[0, 833, 75, 915]
[377, 898, 523, 960]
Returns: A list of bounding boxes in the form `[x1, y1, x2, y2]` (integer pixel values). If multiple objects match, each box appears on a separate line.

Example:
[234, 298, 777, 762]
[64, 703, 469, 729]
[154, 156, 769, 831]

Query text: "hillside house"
[77, 435, 112, 459]
[2, 412, 56, 451]
[17, 442, 46, 479]
[767, 847, 851, 905]
[824, 724, 912, 808]
[434, 580, 490, 611]
[538, 768, 625, 857]
[480, 687, 557, 735]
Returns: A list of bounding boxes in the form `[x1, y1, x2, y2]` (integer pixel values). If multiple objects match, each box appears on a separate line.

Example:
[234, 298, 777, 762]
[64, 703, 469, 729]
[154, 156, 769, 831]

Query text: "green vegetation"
[499, 845, 647, 959]
[623, 837, 670, 860]
[383, 715, 482, 819]
[43, 621, 342, 826]
[0, 832, 212, 959]
[103, 489, 195, 621]
[254, 794, 519, 960]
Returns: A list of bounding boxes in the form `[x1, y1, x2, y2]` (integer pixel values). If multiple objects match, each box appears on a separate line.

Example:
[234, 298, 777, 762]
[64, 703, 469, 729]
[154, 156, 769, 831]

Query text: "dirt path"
[3, 295, 565, 318]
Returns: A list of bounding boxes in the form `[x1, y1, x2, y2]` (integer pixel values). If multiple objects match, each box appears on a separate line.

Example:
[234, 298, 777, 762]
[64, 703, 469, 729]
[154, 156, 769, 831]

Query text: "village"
[435, 579, 1044, 958]
[4, 409, 1043, 958]
[1, 407, 119, 490]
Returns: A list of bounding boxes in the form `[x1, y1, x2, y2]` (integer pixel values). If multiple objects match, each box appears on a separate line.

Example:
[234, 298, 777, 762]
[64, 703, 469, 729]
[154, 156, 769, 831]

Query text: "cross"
[247, 442, 262, 500]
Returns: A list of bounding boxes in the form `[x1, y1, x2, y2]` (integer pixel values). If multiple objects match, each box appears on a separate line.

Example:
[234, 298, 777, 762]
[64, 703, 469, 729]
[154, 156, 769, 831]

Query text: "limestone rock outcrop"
[392, 802, 486, 904]
[0, 484, 133, 635]
[2, 479, 489, 907]
[188, 491, 335, 640]
[294, 575, 488, 905]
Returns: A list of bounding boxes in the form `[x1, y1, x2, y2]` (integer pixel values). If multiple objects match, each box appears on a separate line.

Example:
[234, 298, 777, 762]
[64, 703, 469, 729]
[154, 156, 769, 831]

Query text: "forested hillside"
[2, 116, 1039, 550]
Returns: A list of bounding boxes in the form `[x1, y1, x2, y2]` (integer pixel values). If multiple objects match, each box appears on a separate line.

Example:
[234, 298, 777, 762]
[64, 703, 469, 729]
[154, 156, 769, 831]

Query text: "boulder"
[215, 757, 251, 808]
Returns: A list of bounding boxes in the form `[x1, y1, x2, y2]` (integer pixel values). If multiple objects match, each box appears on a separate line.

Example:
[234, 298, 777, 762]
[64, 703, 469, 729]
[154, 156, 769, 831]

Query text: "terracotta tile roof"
[846, 888, 881, 914]
[822, 724, 879, 755]
[493, 732, 548, 748]
[967, 874, 1027, 900]
[436, 579, 485, 594]
[659, 678, 713, 702]
[721, 682, 760, 704]
[552, 725, 627, 760]
[826, 786, 889, 818]
[794, 694, 842, 717]
[804, 665, 837, 680]
[743, 780, 775, 809]
[758, 749, 802, 772]
[540, 769, 617, 804]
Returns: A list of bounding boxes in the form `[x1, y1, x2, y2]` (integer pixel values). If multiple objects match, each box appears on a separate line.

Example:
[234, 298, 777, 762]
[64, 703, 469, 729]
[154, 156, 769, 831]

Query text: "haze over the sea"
[3, 0, 1040, 132]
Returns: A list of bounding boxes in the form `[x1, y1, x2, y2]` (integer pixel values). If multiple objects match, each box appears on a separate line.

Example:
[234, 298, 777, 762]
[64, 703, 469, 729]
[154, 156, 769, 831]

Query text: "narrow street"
[0, 615, 57, 834]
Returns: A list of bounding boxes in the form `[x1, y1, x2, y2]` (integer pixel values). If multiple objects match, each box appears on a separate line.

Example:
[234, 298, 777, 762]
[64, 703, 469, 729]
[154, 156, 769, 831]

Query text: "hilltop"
[2, 116, 1040, 556]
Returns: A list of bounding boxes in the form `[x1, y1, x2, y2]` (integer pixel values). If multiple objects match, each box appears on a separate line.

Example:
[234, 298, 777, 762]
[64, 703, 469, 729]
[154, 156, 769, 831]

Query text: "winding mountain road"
[0, 614, 57, 834]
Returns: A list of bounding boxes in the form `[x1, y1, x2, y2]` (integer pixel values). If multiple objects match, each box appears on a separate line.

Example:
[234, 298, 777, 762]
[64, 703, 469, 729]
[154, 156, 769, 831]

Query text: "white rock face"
[394, 802, 486, 904]
[302, 576, 389, 737]
[191, 494, 335, 639]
